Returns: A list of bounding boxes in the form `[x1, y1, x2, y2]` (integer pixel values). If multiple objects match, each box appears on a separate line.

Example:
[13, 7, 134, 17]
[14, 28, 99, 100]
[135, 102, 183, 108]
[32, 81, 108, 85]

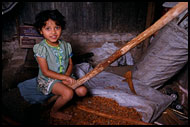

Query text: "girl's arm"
[36, 56, 75, 85]
[65, 58, 73, 76]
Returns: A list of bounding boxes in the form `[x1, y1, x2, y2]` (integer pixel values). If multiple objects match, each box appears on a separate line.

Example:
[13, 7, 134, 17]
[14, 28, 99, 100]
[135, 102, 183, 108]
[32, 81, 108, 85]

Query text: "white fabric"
[91, 42, 134, 66]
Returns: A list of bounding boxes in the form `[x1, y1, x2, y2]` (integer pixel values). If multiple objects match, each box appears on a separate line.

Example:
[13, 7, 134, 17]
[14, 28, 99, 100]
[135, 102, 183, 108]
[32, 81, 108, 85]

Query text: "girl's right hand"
[62, 76, 77, 86]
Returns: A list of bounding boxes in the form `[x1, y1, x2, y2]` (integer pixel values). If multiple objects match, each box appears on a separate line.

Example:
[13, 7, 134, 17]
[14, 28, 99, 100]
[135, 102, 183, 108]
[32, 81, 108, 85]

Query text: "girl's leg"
[42, 95, 59, 107]
[75, 85, 87, 97]
[50, 82, 73, 120]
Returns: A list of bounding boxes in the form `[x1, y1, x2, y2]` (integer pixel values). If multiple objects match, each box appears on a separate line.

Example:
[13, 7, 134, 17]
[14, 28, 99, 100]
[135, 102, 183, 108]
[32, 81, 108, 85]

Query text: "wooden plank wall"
[2, 2, 148, 40]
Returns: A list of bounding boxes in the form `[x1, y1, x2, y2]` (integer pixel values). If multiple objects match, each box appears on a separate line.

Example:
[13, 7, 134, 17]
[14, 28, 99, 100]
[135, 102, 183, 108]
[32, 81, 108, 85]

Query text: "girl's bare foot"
[50, 111, 72, 120]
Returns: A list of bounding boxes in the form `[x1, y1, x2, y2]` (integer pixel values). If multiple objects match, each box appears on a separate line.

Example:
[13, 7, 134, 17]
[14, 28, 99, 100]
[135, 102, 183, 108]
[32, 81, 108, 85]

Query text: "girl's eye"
[55, 26, 60, 30]
[45, 27, 51, 31]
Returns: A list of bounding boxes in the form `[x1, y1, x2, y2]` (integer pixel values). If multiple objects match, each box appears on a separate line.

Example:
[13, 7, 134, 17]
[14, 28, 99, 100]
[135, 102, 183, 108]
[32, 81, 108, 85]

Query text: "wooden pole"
[69, 2, 188, 89]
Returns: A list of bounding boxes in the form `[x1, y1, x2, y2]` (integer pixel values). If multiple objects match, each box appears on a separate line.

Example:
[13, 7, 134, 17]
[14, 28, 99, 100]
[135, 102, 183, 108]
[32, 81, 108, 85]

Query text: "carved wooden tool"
[123, 71, 137, 95]
[68, 2, 188, 89]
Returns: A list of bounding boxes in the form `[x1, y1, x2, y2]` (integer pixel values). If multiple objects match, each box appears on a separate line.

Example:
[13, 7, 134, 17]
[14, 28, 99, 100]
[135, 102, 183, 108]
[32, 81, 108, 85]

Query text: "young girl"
[33, 9, 87, 120]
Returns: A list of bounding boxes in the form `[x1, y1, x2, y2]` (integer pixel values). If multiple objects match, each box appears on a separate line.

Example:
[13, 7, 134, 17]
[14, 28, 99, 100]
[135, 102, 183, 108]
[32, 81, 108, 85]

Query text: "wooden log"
[69, 2, 188, 89]
[77, 104, 152, 125]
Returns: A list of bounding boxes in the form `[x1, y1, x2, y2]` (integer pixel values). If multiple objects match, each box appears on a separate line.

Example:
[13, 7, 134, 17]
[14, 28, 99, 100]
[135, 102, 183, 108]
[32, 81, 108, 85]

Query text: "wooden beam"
[143, 2, 155, 52]
[69, 2, 188, 89]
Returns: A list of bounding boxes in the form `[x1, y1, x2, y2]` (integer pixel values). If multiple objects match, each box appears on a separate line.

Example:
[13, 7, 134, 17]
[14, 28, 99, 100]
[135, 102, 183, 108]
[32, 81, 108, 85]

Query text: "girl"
[33, 9, 87, 120]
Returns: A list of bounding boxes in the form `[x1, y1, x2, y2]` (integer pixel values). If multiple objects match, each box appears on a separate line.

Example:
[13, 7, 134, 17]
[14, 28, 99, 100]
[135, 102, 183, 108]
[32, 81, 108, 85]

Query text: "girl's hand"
[62, 76, 77, 86]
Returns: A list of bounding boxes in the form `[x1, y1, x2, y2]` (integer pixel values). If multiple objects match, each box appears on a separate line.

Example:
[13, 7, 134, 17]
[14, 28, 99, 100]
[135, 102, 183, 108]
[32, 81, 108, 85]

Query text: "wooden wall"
[2, 2, 148, 40]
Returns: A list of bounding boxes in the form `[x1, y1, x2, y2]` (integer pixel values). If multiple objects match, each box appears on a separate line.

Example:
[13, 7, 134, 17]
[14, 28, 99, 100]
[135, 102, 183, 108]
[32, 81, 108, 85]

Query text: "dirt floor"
[1, 88, 149, 125]
[41, 95, 148, 125]
[1, 65, 188, 125]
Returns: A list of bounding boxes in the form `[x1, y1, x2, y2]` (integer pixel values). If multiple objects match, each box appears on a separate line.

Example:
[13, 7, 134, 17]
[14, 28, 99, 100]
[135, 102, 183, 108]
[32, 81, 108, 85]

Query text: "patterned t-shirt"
[33, 39, 73, 94]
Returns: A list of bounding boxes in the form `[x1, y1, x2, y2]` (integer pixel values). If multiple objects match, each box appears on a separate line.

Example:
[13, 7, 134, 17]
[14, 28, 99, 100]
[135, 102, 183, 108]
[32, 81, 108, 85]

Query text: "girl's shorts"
[37, 76, 62, 95]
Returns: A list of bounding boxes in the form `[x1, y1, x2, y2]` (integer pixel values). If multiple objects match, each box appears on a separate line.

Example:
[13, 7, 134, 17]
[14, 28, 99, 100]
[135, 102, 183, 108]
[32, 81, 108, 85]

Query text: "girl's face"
[40, 19, 62, 46]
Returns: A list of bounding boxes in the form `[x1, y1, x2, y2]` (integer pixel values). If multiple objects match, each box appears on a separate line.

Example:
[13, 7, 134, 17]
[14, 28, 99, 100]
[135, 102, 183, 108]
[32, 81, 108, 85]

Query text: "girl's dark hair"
[34, 9, 66, 33]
